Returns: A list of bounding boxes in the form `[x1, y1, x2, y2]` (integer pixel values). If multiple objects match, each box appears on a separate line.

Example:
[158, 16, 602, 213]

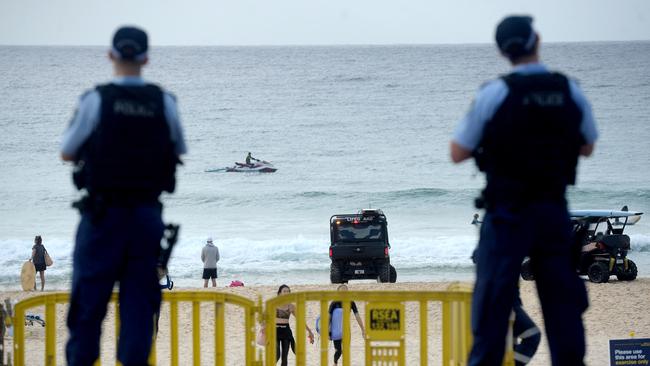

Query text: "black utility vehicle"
[521, 207, 643, 283]
[329, 209, 397, 283]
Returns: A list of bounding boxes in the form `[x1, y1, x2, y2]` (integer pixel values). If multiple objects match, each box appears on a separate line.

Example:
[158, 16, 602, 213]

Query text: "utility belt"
[72, 192, 179, 272]
[475, 179, 566, 211]
[72, 191, 162, 219]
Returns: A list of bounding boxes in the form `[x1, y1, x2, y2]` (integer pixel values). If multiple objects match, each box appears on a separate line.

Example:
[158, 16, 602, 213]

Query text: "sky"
[1, 0, 649, 46]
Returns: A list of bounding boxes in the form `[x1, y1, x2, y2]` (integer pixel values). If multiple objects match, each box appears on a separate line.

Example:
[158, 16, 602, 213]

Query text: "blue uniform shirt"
[453, 63, 598, 151]
[61, 76, 187, 158]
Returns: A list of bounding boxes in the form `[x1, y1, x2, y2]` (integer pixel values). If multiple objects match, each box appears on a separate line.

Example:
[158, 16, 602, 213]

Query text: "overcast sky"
[2, 0, 649, 46]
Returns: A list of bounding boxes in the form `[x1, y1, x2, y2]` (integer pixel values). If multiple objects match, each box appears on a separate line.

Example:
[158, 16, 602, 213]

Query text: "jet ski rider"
[245, 152, 259, 167]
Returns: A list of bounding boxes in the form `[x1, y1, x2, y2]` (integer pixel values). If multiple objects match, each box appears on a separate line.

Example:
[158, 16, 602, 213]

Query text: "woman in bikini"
[275, 284, 314, 365]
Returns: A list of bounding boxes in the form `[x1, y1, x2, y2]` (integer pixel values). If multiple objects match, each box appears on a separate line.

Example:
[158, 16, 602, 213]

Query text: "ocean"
[1, 42, 649, 289]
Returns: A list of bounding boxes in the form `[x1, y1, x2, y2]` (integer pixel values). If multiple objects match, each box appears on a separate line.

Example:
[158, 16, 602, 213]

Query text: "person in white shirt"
[201, 237, 220, 287]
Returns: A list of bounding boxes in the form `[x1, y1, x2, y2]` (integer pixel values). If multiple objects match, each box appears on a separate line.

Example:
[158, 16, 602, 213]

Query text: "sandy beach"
[3, 279, 649, 365]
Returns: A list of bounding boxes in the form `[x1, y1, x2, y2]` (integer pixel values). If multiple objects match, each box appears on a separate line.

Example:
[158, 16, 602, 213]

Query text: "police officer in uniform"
[450, 16, 598, 365]
[61, 26, 186, 366]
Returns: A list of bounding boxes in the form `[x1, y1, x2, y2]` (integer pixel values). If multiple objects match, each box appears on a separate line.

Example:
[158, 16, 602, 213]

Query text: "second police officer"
[450, 16, 598, 366]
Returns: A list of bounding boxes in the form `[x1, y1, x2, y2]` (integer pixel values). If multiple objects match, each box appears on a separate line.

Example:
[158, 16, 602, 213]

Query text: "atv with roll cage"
[329, 209, 397, 283]
[520, 206, 643, 283]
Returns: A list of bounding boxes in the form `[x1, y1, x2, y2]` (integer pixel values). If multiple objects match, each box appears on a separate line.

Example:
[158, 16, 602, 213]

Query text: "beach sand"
[3, 279, 649, 365]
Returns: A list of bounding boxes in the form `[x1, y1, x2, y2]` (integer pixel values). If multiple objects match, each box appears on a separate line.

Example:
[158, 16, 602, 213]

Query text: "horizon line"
[1, 39, 649, 47]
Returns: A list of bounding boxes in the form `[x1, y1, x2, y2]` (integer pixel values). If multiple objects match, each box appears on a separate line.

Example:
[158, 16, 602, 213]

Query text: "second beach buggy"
[521, 207, 643, 283]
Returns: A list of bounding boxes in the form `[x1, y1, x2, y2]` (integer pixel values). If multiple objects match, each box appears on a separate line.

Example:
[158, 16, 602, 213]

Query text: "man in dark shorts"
[201, 237, 220, 287]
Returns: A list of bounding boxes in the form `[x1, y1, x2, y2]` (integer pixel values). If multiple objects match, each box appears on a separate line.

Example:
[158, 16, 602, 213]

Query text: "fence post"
[295, 293, 306, 366]
[215, 300, 225, 366]
[319, 299, 329, 366]
[0, 303, 6, 366]
[45, 297, 56, 366]
[265, 302, 276, 366]
[170, 299, 178, 366]
[192, 301, 201, 366]
[419, 300, 428, 366]
[341, 300, 351, 366]
[12, 302, 23, 366]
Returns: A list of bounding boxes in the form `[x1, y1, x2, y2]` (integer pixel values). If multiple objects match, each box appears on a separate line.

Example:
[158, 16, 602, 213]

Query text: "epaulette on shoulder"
[479, 80, 493, 90]
[77, 88, 102, 105]
[146, 83, 176, 101]
[79, 88, 95, 100]
[478, 78, 504, 91]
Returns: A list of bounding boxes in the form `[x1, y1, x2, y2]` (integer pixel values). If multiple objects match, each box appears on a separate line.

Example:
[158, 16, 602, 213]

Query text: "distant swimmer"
[450, 15, 597, 366]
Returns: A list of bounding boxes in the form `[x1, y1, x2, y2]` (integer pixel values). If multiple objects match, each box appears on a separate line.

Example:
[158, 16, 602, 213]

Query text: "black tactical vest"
[474, 72, 583, 205]
[73, 83, 177, 199]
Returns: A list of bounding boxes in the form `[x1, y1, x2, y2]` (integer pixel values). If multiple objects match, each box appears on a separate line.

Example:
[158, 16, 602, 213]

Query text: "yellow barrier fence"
[12, 291, 262, 366]
[12, 287, 515, 366]
[263, 286, 487, 366]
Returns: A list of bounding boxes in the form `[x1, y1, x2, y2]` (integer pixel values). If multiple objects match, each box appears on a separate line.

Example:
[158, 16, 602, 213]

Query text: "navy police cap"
[111, 26, 148, 61]
[495, 16, 537, 58]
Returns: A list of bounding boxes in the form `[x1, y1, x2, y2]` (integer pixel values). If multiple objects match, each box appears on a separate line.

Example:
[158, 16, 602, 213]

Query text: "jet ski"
[226, 160, 277, 173]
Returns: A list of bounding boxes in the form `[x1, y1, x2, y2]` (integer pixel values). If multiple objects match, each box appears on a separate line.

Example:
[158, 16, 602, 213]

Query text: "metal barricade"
[11, 291, 262, 366]
[11, 287, 514, 365]
[262, 286, 475, 366]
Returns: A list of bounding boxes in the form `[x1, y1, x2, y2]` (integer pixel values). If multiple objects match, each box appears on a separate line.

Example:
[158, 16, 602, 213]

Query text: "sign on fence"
[610, 338, 650, 366]
[366, 302, 405, 341]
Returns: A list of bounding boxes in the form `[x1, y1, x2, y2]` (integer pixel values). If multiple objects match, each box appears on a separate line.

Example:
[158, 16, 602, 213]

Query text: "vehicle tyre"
[520, 258, 534, 281]
[587, 262, 610, 283]
[389, 265, 397, 283]
[330, 263, 343, 284]
[378, 262, 391, 283]
[616, 260, 638, 281]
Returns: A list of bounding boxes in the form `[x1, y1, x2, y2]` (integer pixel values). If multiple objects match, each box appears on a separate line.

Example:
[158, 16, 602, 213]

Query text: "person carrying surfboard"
[30, 235, 48, 291]
[327, 284, 365, 366]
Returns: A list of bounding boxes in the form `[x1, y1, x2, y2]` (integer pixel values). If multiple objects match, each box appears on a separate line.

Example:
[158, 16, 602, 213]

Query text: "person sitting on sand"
[30, 235, 48, 291]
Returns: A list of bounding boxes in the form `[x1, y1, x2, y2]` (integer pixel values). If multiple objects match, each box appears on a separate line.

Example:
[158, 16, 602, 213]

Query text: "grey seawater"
[0, 43, 649, 289]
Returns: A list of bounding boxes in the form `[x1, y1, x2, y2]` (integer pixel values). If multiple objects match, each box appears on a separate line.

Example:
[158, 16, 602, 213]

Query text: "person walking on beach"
[30, 235, 48, 291]
[450, 15, 597, 366]
[61, 25, 186, 366]
[201, 237, 220, 287]
[328, 284, 365, 366]
[270, 285, 315, 366]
